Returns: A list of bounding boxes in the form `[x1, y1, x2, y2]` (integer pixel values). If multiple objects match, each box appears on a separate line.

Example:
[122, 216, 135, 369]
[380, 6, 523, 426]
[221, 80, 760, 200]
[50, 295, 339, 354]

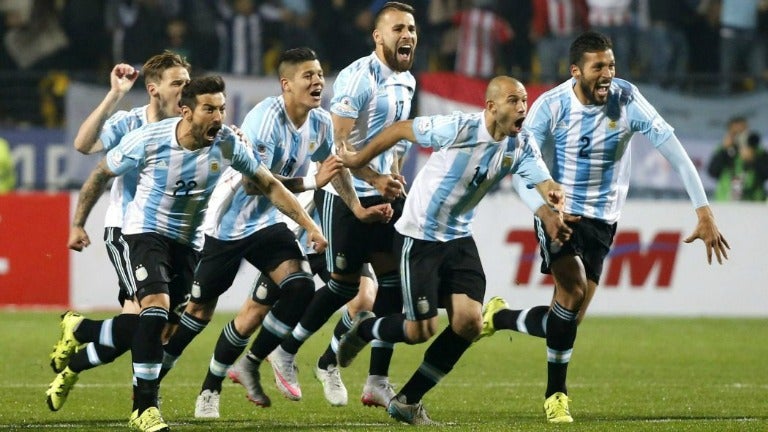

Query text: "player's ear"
[373, 28, 383, 46]
[146, 81, 158, 97]
[570, 64, 580, 79]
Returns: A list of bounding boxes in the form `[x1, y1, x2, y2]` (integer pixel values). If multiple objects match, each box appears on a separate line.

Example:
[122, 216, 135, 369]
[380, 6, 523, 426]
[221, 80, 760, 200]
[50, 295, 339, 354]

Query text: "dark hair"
[569, 31, 613, 67]
[727, 116, 747, 126]
[142, 50, 191, 84]
[277, 47, 318, 77]
[180, 75, 225, 110]
[747, 132, 761, 149]
[374, 1, 415, 29]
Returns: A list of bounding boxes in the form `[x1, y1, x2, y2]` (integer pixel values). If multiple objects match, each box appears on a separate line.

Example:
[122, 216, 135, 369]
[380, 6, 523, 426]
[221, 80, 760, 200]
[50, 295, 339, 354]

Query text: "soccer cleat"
[361, 375, 396, 408]
[49, 311, 85, 373]
[194, 389, 220, 419]
[477, 296, 510, 341]
[267, 347, 302, 401]
[314, 364, 348, 406]
[227, 356, 272, 407]
[387, 395, 436, 425]
[336, 311, 375, 367]
[128, 407, 169, 432]
[45, 366, 79, 411]
[544, 392, 573, 423]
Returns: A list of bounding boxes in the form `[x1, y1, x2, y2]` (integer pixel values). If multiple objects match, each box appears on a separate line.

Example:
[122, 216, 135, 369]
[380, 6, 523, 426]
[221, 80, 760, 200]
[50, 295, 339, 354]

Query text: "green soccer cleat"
[49, 311, 85, 373]
[45, 366, 79, 412]
[544, 392, 573, 423]
[129, 407, 169, 432]
[476, 296, 509, 341]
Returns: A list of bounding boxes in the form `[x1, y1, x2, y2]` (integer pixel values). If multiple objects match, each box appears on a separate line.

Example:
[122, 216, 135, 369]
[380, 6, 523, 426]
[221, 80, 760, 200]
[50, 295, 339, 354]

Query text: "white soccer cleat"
[361, 375, 396, 408]
[267, 347, 302, 401]
[194, 389, 220, 419]
[314, 364, 348, 406]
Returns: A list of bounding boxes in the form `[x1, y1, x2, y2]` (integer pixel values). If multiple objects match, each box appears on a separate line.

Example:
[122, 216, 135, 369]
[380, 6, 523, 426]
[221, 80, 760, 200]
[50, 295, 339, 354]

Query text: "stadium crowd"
[1, 0, 768, 127]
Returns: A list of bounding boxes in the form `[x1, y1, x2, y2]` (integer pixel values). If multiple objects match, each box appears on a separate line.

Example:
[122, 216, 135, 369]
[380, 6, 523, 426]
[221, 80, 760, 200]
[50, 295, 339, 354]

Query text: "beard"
[579, 80, 607, 105]
[382, 44, 414, 72]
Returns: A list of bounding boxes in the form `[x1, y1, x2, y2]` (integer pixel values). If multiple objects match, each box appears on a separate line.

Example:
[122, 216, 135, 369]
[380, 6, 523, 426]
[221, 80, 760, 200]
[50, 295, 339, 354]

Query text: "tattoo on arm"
[73, 161, 114, 227]
[331, 168, 362, 211]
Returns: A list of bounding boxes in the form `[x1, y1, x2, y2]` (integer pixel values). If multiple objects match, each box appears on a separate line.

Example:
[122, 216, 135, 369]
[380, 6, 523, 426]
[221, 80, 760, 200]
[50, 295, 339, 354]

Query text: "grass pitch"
[3, 311, 766, 431]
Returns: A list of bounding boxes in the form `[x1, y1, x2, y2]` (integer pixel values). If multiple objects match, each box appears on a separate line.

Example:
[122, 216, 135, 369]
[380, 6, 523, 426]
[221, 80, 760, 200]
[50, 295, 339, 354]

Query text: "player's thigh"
[397, 235, 442, 321]
[192, 235, 246, 303]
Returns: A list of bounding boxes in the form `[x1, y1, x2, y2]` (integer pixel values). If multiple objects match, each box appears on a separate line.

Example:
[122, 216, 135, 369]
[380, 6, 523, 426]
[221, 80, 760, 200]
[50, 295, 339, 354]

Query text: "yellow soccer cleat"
[45, 366, 79, 411]
[476, 296, 510, 341]
[49, 311, 85, 373]
[544, 392, 573, 423]
[129, 407, 169, 432]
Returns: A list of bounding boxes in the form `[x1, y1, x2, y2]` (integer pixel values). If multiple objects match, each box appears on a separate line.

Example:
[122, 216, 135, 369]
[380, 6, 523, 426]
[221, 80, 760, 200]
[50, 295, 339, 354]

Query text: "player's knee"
[186, 298, 216, 320]
[406, 318, 438, 343]
[451, 313, 483, 341]
[280, 271, 315, 303]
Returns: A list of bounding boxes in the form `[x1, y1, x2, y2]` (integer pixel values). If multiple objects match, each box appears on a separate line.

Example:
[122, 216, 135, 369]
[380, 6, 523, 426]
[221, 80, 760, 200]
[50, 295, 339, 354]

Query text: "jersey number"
[470, 166, 488, 187]
[279, 157, 297, 177]
[578, 136, 592, 158]
[173, 179, 198, 196]
[394, 100, 404, 120]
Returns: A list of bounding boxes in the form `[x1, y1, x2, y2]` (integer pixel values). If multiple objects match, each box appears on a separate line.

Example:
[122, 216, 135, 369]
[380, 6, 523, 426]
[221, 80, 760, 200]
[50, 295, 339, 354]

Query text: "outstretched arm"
[73, 64, 139, 154]
[69, 159, 118, 250]
[248, 164, 328, 253]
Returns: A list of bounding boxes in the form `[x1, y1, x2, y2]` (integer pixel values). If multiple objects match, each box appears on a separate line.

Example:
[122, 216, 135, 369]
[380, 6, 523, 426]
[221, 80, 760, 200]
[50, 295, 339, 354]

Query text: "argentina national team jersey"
[106, 118, 263, 250]
[523, 77, 674, 223]
[203, 96, 334, 241]
[100, 105, 149, 229]
[395, 112, 551, 242]
[328, 52, 415, 197]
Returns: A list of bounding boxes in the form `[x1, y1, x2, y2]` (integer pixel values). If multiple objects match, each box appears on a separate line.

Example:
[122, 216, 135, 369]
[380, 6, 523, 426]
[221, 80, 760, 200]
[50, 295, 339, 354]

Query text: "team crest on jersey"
[415, 118, 431, 135]
[134, 265, 148, 282]
[416, 296, 429, 315]
[501, 155, 513, 169]
[155, 160, 168, 169]
[309, 140, 317, 152]
[335, 253, 347, 270]
[608, 120, 617, 129]
[210, 159, 220, 173]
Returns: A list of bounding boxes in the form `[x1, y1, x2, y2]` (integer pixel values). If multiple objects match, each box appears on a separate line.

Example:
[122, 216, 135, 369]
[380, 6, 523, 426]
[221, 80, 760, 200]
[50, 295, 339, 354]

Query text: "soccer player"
[335, 75, 572, 425]
[151, 48, 390, 418]
[262, 1, 418, 409]
[479, 31, 730, 423]
[67, 75, 324, 432]
[46, 52, 191, 412]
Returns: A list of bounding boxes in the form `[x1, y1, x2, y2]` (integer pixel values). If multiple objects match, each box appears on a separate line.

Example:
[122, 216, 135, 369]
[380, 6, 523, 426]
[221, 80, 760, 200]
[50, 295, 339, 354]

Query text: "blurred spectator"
[708, 117, 768, 201]
[687, 0, 721, 88]
[2, 0, 69, 71]
[718, 0, 768, 93]
[530, 0, 588, 85]
[221, 0, 264, 75]
[315, 0, 372, 73]
[61, 0, 110, 72]
[178, 0, 228, 72]
[279, 0, 324, 65]
[497, 0, 533, 80]
[453, 0, 513, 79]
[427, 0, 468, 71]
[635, 0, 692, 89]
[106, 0, 178, 67]
[586, 0, 633, 79]
[164, 18, 195, 64]
[0, 137, 14, 193]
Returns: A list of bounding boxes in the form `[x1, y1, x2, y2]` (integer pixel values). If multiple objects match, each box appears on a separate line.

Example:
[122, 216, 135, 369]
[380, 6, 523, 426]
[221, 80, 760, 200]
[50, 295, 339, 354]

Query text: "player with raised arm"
[480, 31, 729, 423]
[67, 75, 324, 431]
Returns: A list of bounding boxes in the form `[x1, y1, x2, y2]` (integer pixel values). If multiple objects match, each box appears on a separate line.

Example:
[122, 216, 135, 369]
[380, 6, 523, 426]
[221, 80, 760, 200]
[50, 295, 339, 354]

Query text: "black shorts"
[191, 223, 306, 303]
[103, 227, 136, 307]
[396, 234, 486, 321]
[249, 252, 329, 306]
[315, 189, 404, 275]
[123, 232, 198, 324]
[534, 215, 617, 284]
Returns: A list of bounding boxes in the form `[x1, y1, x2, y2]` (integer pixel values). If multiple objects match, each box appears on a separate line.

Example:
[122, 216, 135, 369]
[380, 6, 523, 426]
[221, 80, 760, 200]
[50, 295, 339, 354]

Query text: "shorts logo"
[416, 296, 429, 315]
[255, 283, 268, 300]
[134, 265, 148, 282]
[191, 281, 201, 299]
[335, 254, 347, 271]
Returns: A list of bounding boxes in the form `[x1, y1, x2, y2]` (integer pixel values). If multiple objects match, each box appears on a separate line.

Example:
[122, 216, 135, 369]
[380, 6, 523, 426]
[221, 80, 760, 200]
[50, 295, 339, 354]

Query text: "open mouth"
[205, 125, 221, 140]
[310, 88, 322, 99]
[397, 45, 412, 61]
[514, 117, 525, 132]
[595, 82, 610, 98]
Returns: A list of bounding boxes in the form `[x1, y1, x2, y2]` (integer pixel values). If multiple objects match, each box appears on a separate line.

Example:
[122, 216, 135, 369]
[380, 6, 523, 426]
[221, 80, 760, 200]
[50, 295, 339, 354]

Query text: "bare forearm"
[331, 168, 362, 211]
[274, 174, 306, 193]
[266, 184, 315, 231]
[74, 90, 125, 154]
[73, 164, 112, 227]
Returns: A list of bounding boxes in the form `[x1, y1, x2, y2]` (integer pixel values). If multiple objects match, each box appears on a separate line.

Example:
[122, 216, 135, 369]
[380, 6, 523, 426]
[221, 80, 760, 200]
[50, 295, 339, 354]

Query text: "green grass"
[3, 311, 767, 431]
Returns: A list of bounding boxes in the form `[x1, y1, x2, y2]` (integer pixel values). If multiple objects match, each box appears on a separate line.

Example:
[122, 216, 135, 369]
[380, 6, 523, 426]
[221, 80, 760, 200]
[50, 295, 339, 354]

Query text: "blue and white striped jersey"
[328, 52, 415, 197]
[106, 118, 263, 250]
[395, 111, 551, 242]
[203, 96, 334, 241]
[99, 105, 149, 228]
[522, 77, 674, 223]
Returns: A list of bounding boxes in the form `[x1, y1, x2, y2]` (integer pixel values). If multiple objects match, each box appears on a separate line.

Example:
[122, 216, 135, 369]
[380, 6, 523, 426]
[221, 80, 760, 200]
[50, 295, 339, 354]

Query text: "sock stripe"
[377, 273, 399, 289]
[341, 309, 353, 327]
[86, 343, 103, 366]
[547, 347, 573, 364]
[263, 312, 291, 338]
[371, 340, 394, 349]
[417, 361, 445, 384]
[209, 357, 230, 377]
[280, 271, 314, 287]
[223, 321, 250, 347]
[140, 307, 168, 320]
[328, 279, 358, 299]
[179, 312, 209, 332]
[99, 318, 115, 348]
[552, 302, 578, 321]
[516, 308, 530, 334]
[290, 323, 313, 342]
[133, 362, 162, 380]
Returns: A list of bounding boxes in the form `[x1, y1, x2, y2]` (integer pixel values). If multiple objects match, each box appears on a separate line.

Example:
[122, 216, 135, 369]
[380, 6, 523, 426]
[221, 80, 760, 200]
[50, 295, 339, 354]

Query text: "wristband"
[303, 175, 317, 191]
